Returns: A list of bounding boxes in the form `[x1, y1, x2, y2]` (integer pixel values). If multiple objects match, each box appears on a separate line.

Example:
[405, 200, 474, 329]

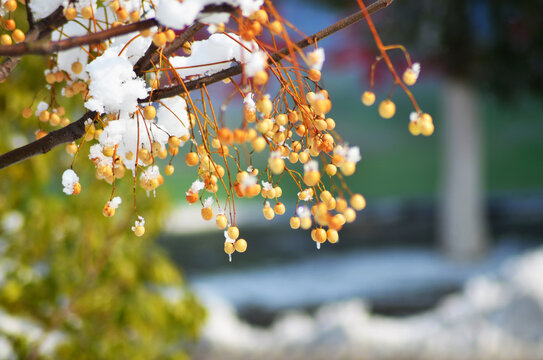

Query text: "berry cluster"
[6, 0, 431, 260]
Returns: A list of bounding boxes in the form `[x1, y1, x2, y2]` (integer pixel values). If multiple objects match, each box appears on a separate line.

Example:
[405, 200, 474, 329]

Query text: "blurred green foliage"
[0, 49, 204, 359]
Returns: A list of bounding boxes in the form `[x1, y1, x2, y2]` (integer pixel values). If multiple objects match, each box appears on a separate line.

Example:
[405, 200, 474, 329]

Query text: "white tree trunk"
[440, 79, 488, 261]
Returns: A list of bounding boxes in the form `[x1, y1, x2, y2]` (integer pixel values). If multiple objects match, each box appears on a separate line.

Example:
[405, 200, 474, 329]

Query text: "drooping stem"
[0, 0, 394, 171]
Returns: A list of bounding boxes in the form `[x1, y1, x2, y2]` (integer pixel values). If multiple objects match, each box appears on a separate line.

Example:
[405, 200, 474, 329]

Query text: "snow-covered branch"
[0, 0, 393, 171]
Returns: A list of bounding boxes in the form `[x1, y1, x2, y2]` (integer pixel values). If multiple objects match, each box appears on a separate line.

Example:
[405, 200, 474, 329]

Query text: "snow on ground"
[191, 246, 543, 360]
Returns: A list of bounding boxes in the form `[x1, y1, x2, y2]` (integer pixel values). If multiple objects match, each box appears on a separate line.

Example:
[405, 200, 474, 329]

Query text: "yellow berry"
[340, 161, 356, 176]
[103, 204, 115, 217]
[325, 164, 337, 176]
[38, 110, 50, 122]
[269, 157, 284, 174]
[227, 226, 239, 240]
[269, 20, 282, 34]
[216, 214, 228, 229]
[344, 208, 356, 223]
[143, 105, 156, 120]
[253, 70, 268, 85]
[263, 205, 275, 220]
[409, 121, 421, 136]
[0, 34, 12, 46]
[402, 68, 417, 86]
[274, 202, 285, 215]
[134, 225, 145, 236]
[253, 9, 268, 24]
[81, 6, 93, 19]
[327, 229, 339, 243]
[64, 7, 77, 20]
[303, 171, 321, 187]
[49, 113, 60, 126]
[300, 217, 311, 230]
[234, 239, 247, 253]
[71, 61, 83, 74]
[153, 32, 167, 47]
[378, 99, 396, 119]
[129, 10, 140, 23]
[350, 194, 366, 211]
[320, 191, 332, 203]
[421, 121, 434, 136]
[224, 242, 235, 255]
[314, 228, 327, 243]
[361, 91, 375, 106]
[12, 29, 25, 43]
[256, 97, 272, 115]
[165, 164, 174, 176]
[165, 29, 176, 42]
[22, 107, 32, 118]
[290, 216, 301, 229]
[336, 197, 348, 213]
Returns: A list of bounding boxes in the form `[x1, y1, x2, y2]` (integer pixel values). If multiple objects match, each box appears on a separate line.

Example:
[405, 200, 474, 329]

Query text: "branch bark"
[0, 0, 393, 171]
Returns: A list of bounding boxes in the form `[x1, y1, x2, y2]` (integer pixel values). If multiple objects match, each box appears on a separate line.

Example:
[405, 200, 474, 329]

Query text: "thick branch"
[0, 111, 96, 169]
[134, 22, 205, 77]
[0, 0, 392, 170]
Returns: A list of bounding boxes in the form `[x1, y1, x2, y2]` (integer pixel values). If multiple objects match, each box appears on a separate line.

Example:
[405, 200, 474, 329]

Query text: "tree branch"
[0, 111, 96, 169]
[143, 0, 393, 102]
[133, 22, 205, 77]
[0, 19, 158, 56]
[0, 3, 235, 57]
[0, 0, 393, 171]
[0, 6, 67, 82]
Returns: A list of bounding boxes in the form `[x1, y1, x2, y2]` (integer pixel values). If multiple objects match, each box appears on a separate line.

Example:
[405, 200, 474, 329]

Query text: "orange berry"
[4, 19, 16, 31]
[308, 69, 321, 82]
[21, 107, 32, 118]
[72, 182, 81, 195]
[4, 0, 17, 12]
[12, 29, 25, 43]
[185, 152, 199, 166]
[201, 207, 213, 221]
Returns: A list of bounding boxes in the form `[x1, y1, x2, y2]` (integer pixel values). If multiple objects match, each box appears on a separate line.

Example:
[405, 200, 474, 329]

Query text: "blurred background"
[1, 0, 543, 359]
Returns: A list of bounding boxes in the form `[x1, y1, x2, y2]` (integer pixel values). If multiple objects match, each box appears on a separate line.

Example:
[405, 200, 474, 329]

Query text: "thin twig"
[0, 0, 393, 170]
[0, 19, 158, 56]
[143, 0, 393, 102]
[0, 6, 67, 81]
